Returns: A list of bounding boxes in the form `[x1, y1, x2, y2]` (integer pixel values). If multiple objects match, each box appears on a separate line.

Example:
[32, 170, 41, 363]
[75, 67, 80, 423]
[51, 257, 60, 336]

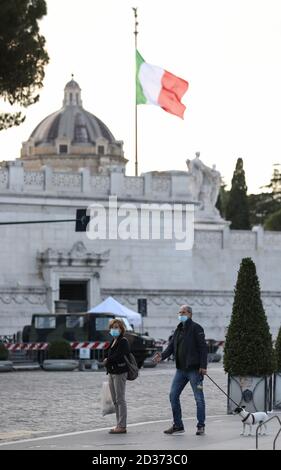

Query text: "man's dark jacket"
[161, 319, 208, 370]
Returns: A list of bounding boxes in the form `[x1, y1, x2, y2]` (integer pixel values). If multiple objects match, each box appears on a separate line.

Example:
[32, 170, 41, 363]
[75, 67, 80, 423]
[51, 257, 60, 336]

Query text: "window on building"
[59, 144, 68, 154]
[98, 145, 104, 155]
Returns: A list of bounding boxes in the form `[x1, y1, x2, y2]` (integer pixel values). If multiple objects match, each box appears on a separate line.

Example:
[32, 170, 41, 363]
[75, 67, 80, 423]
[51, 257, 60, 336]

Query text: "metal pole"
[0, 218, 77, 226]
[133, 7, 138, 177]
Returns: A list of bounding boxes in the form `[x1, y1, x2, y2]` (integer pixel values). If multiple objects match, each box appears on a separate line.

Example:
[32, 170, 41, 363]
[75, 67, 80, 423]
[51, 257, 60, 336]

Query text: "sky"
[1, 0, 281, 193]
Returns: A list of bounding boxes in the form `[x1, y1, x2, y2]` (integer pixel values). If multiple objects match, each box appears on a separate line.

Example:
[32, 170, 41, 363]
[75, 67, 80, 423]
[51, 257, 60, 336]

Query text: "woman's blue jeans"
[169, 368, 205, 428]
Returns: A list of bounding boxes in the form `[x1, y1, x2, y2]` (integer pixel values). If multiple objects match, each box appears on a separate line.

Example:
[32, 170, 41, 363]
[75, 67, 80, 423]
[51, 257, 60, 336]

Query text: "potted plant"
[0, 343, 13, 372]
[273, 326, 281, 409]
[224, 257, 276, 413]
[43, 339, 78, 371]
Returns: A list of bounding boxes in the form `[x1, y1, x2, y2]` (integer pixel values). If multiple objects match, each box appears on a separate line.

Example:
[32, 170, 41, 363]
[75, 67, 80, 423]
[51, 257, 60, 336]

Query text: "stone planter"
[227, 375, 272, 413]
[78, 359, 102, 371]
[42, 359, 78, 371]
[273, 372, 281, 409]
[0, 361, 13, 372]
[143, 358, 157, 368]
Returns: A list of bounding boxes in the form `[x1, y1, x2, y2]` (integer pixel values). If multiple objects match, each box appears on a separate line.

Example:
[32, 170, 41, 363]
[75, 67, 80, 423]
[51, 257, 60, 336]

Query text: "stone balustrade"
[0, 161, 193, 200]
[1, 161, 281, 252]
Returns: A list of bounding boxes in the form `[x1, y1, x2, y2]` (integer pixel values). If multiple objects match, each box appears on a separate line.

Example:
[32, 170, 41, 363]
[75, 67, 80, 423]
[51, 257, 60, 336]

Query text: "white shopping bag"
[101, 381, 115, 416]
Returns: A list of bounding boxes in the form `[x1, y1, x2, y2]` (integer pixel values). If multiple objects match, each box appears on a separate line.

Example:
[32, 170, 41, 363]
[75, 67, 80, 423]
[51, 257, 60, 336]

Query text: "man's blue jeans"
[169, 368, 205, 428]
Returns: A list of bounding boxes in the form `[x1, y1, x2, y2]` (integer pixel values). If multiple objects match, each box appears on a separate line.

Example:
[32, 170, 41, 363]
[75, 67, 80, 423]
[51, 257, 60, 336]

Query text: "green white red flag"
[136, 50, 189, 119]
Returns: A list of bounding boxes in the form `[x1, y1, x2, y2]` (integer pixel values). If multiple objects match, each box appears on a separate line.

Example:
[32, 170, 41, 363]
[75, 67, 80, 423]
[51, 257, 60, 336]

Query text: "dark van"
[21, 312, 157, 368]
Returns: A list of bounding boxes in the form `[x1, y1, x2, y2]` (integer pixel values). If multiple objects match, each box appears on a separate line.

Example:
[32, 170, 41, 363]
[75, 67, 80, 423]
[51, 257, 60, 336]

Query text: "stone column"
[143, 173, 152, 196]
[110, 171, 124, 196]
[252, 225, 264, 250]
[222, 225, 230, 249]
[89, 271, 101, 307]
[7, 160, 24, 192]
[42, 165, 53, 191]
[40, 267, 59, 313]
[171, 175, 189, 198]
[79, 167, 91, 193]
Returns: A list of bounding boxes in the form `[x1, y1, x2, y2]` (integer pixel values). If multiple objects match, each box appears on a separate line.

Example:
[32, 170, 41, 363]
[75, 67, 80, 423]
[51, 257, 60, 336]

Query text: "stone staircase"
[8, 350, 41, 371]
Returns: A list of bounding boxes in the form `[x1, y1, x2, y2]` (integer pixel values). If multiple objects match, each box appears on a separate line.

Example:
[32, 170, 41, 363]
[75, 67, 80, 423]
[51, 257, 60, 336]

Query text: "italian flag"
[136, 50, 189, 119]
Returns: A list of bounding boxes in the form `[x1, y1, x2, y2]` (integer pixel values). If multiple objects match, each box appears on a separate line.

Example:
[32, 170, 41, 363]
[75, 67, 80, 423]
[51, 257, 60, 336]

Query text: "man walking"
[154, 305, 207, 435]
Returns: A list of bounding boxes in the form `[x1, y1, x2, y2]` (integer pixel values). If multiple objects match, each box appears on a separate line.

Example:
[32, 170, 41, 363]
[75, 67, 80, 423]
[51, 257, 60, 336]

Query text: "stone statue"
[186, 152, 222, 216]
[186, 152, 204, 200]
[210, 164, 221, 207]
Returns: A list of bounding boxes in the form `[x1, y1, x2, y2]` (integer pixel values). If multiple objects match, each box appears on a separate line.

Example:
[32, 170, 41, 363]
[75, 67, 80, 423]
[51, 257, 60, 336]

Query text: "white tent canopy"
[88, 296, 142, 328]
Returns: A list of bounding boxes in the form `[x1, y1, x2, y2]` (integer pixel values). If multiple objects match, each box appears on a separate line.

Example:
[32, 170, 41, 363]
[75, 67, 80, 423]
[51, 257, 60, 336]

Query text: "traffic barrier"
[70, 342, 110, 350]
[4, 342, 110, 363]
[4, 342, 110, 350]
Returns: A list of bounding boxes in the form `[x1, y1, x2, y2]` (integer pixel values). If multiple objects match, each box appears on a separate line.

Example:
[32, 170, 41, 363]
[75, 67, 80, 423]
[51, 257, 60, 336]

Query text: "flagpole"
[133, 7, 138, 177]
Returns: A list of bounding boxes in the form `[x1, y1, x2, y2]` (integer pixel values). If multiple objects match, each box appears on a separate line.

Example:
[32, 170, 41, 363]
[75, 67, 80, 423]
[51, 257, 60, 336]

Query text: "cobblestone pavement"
[0, 362, 227, 442]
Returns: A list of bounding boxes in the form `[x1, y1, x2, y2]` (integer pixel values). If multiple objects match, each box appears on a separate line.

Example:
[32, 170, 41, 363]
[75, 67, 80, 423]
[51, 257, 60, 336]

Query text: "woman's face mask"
[110, 328, 120, 337]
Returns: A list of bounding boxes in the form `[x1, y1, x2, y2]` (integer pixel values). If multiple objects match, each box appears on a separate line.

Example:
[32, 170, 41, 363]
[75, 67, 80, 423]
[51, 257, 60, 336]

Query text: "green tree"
[225, 158, 250, 229]
[0, 343, 9, 360]
[0, 0, 49, 130]
[266, 164, 281, 197]
[264, 208, 281, 231]
[248, 192, 281, 227]
[275, 326, 281, 371]
[216, 182, 229, 219]
[48, 340, 73, 359]
[223, 257, 275, 376]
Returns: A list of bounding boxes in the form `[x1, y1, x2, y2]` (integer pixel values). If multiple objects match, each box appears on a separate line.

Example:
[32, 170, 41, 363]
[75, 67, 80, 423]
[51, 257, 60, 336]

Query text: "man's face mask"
[178, 315, 189, 323]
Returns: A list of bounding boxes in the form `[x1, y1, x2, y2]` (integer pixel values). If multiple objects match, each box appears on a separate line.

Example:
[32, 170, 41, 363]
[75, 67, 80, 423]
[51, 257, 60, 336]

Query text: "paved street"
[0, 362, 280, 450]
[0, 362, 225, 441]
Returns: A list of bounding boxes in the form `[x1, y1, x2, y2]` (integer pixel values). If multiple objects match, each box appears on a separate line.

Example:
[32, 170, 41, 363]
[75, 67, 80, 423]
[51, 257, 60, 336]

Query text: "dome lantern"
[63, 75, 82, 107]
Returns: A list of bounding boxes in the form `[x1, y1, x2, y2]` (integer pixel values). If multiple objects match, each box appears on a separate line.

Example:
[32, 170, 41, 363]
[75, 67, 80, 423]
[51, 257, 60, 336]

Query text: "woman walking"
[103, 318, 130, 434]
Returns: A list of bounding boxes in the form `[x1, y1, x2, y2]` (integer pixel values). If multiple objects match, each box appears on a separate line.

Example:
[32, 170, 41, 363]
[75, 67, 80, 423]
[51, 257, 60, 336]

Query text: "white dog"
[233, 406, 268, 436]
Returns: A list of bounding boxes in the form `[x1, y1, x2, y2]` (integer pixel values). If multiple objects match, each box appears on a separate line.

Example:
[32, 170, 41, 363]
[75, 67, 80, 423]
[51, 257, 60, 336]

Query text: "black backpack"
[124, 353, 139, 381]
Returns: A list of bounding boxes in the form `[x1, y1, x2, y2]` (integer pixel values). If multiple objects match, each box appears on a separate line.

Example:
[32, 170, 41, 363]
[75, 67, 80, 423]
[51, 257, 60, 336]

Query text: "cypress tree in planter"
[273, 327, 281, 409]
[43, 340, 78, 371]
[224, 257, 275, 413]
[0, 343, 13, 372]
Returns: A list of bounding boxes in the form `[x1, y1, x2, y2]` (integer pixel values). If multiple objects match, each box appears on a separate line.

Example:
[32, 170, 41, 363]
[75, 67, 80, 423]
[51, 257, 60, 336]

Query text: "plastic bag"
[101, 381, 115, 416]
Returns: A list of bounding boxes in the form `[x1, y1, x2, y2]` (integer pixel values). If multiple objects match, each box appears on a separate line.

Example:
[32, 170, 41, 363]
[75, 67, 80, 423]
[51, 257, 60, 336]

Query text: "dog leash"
[206, 373, 240, 407]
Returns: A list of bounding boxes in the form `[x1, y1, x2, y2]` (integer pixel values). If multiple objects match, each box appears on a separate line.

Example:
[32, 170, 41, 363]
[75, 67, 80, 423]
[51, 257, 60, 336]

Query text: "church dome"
[20, 77, 126, 174]
[29, 79, 116, 146]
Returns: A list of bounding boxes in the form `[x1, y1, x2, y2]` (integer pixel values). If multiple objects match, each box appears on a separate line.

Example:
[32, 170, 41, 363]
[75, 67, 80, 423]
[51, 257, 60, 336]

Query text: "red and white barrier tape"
[4, 342, 110, 351]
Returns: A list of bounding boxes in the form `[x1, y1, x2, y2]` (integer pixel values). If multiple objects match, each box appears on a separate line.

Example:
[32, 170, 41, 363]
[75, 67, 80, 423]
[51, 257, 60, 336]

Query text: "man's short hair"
[181, 305, 192, 314]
